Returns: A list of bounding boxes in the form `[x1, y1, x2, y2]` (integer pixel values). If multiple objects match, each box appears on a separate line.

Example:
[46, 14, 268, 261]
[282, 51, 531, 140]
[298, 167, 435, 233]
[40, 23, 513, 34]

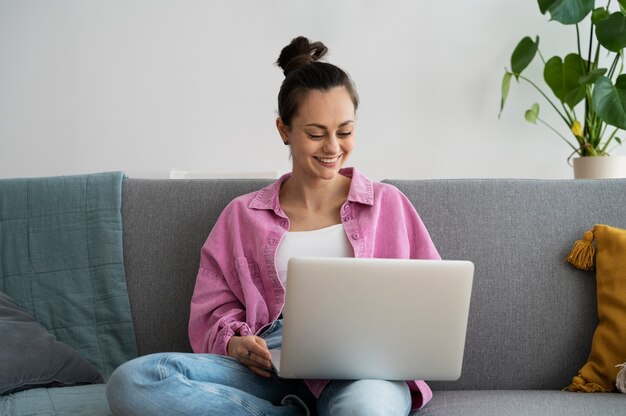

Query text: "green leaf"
[619, 0, 626, 15]
[543, 53, 586, 108]
[511, 36, 539, 76]
[591, 7, 610, 25]
[537, 0, 594, 25]
[592, 75, 626, 129]
[596, 12, 626, 52]
[525, 103, 540, 124]
[499, 71, 513, 117]
[538, 0, 554, 14]
[616, 137, 623, 144]
[579, 68, 608, 85]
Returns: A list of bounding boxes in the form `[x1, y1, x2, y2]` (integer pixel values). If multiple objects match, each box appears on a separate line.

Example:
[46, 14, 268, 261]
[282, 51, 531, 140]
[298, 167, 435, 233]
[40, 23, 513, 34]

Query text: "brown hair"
[276, 36, 359, 127]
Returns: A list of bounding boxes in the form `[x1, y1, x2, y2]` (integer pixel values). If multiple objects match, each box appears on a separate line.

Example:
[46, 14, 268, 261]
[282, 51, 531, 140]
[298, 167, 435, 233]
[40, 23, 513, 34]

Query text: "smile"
[314, 155, 342, 164]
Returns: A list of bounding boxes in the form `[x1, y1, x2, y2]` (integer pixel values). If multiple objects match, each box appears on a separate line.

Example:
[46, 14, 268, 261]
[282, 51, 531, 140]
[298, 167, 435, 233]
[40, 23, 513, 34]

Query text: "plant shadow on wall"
[499, 0, 626, 164]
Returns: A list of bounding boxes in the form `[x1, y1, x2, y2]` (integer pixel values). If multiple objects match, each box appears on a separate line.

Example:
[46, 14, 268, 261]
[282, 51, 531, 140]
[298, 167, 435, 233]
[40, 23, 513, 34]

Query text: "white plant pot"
[572, 156, 626, 179]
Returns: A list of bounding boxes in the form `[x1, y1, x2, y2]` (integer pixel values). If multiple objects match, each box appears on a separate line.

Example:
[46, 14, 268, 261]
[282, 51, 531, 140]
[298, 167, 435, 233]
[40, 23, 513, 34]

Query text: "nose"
[323, 134, 341, 154]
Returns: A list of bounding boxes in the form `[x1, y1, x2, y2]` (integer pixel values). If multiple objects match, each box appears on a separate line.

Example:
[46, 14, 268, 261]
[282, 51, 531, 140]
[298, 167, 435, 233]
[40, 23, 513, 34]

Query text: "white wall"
[2, 0, 624, 180]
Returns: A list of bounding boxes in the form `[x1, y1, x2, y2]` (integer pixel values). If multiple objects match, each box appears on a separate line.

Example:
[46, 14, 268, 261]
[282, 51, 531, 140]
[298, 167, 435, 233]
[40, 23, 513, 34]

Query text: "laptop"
[270, 257, 474, 381]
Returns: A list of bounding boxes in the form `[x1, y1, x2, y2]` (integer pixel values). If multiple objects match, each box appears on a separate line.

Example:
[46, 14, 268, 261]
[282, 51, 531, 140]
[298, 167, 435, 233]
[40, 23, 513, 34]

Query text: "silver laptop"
[270, 257, 474, 381]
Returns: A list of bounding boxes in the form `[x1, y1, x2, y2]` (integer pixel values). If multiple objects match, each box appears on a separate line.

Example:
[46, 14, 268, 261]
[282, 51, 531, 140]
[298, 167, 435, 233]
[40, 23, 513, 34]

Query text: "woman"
[107, 36, 440, 416]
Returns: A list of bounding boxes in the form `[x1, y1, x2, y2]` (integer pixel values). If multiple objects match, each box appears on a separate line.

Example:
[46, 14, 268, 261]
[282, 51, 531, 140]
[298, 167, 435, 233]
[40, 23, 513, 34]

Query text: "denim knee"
[319, 379, 411, 416]
[106, 354, 158, 415]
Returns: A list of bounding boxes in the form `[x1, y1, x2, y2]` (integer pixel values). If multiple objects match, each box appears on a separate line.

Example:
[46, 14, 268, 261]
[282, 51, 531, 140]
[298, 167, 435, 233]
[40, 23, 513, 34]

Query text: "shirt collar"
[248, 167, 374, 211]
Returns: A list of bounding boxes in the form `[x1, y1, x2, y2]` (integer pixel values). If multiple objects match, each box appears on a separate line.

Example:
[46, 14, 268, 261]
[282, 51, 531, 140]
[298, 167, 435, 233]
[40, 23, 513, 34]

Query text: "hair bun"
[276, 36, 328, 76]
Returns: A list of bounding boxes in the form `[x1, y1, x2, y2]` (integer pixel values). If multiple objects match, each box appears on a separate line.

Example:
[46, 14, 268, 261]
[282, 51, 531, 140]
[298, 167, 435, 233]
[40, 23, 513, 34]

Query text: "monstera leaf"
[592, 75, 626, 129]
[595, 11, 626, 52]
[511, 36, 539, 76]
[538, 0, 594, 24]
[544, 54, 587, 108]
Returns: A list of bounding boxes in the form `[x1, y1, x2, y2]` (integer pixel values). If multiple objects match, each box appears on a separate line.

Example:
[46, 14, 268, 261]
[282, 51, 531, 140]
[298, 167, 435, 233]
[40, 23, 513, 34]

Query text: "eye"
[307, 133, 325, 140]
[337, 131, 352, 138]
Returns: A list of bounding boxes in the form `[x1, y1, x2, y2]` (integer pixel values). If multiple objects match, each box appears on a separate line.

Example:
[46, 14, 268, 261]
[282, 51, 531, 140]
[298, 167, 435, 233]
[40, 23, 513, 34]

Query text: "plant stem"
[576, 19, 593, 73]
[519, 75, 571, 125]
[537, 48, 547, 65]
[561, 103, 574, 124]
[610, 51, 622, 79]
[582, 21, 596, 146]
[584, 98, 602, 151]
[576, 24, 582, 59]
[608, 53, 621, 79]
[537, 117, 580, 152]
[600, 127, 619, 153]
[607, 142, 622, 154]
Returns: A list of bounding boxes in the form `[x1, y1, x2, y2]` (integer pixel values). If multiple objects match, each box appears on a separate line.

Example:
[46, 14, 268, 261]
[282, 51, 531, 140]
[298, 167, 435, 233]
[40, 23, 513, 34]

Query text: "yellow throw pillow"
[566, 224, 626, 392]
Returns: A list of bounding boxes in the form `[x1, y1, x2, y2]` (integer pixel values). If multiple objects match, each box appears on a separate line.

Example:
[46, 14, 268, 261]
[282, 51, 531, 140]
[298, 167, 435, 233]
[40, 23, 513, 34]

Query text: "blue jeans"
[106, 321, 411, 415]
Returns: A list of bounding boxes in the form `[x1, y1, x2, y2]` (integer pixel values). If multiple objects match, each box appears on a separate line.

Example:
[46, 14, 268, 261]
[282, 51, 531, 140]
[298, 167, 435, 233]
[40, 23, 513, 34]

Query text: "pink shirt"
[189, 167, 441, 410]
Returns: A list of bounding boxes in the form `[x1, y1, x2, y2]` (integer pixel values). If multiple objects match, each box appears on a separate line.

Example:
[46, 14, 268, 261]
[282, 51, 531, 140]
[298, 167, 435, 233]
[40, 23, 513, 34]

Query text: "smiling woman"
[106, 36, 441, 416]
[277, 87, 356, 231]
[276, 87, 354, 231]
[274, 37, 361, 232]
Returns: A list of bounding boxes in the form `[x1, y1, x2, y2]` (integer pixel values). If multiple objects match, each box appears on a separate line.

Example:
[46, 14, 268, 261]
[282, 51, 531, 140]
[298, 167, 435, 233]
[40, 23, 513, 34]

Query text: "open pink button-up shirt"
[189, 167, 441, 410]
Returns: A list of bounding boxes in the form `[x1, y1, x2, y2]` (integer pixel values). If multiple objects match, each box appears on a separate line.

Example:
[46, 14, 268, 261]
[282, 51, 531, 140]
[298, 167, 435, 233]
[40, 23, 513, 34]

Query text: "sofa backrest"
[121, 178, 626, 391]
[121, 179, 272, 355]
[386, 178, 626, 391]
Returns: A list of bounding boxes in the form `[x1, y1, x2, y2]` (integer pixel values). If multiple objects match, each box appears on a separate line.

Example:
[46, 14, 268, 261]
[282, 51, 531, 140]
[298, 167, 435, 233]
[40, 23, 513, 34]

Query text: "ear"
[276, 117, 290, 144]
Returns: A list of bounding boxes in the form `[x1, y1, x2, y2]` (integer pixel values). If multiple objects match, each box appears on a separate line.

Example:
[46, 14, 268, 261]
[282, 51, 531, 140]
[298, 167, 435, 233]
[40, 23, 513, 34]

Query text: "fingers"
[252, 336, 271, 359]
[235, 335, 273, 376]
[249, 364, 273, 378]
[242, 352, 273, 378]
[242, 347, 272, 369]
[240, 336, 269, 359]
[227, 335, 267, 359]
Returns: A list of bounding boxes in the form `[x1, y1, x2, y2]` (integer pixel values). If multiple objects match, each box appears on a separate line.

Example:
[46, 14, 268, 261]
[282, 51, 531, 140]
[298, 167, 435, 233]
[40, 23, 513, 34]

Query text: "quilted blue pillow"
[0, 291, 103, 395]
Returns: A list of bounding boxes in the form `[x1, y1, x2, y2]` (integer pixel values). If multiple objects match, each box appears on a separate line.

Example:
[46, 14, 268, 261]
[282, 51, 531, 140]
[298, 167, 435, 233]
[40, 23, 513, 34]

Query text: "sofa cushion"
[416, 390, 626, 416]
[567, 224, 626, 392]
[0, 291, 103, 395]
[0, 384, 111, 415]
[0, 172, 137, 379]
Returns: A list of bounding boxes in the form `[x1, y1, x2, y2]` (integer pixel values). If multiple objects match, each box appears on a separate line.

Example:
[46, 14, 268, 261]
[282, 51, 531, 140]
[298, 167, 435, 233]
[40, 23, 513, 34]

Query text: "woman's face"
[277, 86, 356, 183]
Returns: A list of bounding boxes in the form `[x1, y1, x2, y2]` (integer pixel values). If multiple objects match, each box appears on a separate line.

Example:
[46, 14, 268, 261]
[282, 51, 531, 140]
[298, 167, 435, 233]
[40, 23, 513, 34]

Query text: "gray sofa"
[3, 177, 626, 415]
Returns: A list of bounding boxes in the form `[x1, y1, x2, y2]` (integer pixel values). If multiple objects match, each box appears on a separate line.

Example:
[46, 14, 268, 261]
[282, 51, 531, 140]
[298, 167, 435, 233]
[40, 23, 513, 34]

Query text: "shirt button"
[343, 216, 352, 221]
[342, 204, 351, 213]
[352, 233, 360, 240]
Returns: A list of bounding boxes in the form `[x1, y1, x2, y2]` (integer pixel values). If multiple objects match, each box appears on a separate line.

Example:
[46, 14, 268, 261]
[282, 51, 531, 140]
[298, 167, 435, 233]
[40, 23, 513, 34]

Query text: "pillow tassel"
[566, 374, 608, 393]
[566, 229, 595, 271]
[617, 363, 626, 393]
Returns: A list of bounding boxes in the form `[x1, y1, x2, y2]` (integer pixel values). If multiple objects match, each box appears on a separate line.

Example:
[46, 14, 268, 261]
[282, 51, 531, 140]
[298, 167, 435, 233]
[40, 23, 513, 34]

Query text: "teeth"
[316, 156, 340, 163]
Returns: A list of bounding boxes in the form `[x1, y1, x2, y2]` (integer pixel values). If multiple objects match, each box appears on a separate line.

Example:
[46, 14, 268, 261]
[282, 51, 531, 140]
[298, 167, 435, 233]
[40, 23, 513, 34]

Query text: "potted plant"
[499, 0, 626, 178]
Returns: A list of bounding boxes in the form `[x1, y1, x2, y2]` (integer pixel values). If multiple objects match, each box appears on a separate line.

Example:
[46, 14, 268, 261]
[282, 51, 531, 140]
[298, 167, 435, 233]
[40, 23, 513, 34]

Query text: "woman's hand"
[227, 335, 273, 378]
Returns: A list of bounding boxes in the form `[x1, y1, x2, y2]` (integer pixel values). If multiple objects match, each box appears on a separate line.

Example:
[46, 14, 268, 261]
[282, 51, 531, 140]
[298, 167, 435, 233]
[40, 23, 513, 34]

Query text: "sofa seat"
[0, 385, 111, 416]
[419, 390, 625, 416]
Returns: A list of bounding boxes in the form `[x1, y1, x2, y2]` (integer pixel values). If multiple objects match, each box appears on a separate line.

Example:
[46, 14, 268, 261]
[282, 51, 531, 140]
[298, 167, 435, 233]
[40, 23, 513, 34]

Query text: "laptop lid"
[273, 257, 474, 381]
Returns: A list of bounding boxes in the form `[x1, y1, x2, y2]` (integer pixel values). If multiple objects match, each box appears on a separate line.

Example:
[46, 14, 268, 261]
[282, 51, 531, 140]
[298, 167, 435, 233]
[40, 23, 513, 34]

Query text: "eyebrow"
[304, 120, 354, 129]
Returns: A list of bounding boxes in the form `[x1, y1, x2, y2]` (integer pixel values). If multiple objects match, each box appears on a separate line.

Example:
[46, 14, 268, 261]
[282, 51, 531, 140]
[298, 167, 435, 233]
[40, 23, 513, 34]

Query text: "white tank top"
[275, 223, 353, 287]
